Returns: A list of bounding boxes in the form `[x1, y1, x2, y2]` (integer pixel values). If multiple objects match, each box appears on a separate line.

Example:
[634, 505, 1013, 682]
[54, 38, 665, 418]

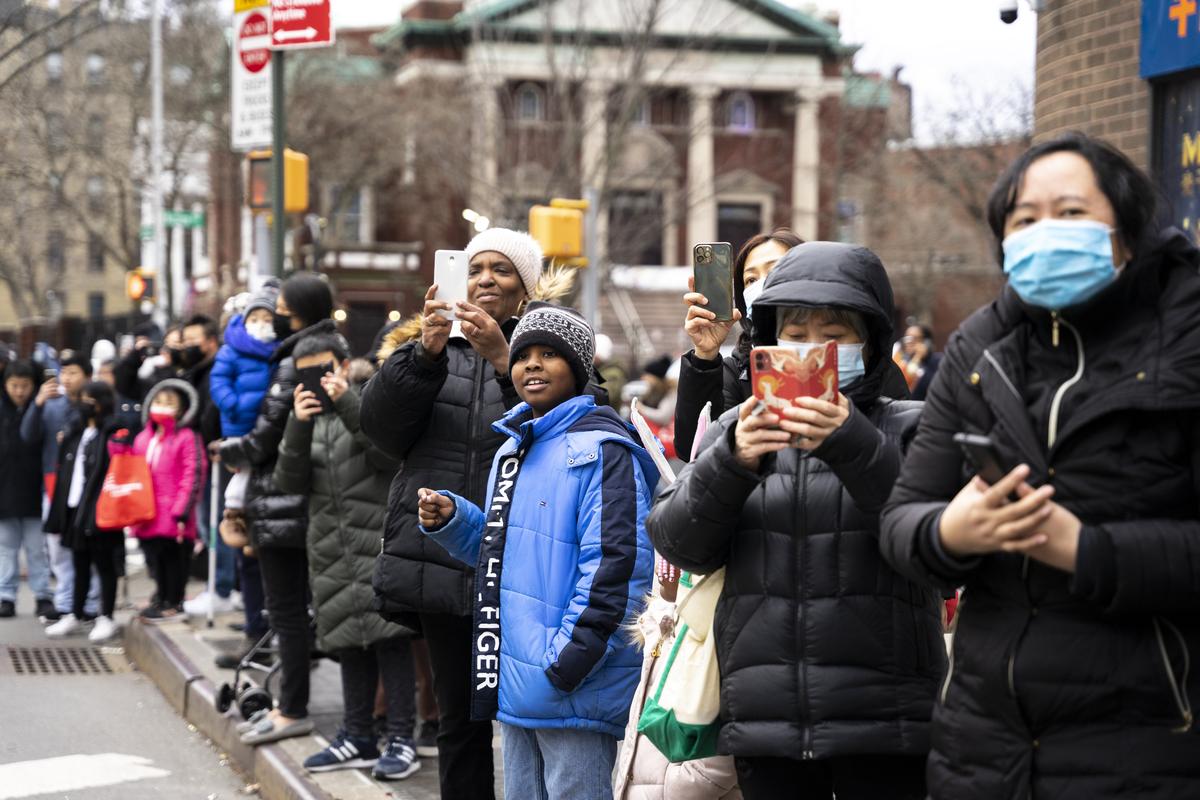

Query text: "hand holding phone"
[750, 342, 839, 410]
[296, 364, 336, 416]
[692, 243, 735, 323]
[952, 433, 1007, 485]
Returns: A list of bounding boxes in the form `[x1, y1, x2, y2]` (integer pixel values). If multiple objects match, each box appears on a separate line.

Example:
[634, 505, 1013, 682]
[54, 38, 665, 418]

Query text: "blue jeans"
[500, 723, 617, 800]
[0, 517, 51, 602]
[198, 467, 236, 598]
[46, 532, 98, 614]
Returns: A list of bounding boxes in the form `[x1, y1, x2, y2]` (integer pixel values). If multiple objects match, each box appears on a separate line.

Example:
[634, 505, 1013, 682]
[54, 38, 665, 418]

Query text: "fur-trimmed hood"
[142, 377, 199, 428]
[374, 266, 577, 363]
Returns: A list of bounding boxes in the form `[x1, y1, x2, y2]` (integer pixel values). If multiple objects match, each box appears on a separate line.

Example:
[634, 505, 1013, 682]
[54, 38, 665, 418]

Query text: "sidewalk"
[128, 574, 505, 800]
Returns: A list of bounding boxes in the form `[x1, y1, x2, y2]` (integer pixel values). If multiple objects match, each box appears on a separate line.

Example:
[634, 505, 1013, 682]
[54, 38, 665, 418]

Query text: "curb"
[125, 620, 333, 800]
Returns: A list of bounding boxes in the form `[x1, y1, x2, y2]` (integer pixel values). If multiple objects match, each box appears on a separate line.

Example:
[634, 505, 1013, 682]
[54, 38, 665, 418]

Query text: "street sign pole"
[271, 49, 286, 278]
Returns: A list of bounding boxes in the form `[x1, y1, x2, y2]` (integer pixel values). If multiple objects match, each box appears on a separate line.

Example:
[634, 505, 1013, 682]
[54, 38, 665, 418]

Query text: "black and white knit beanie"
[509, 302, 595, 394]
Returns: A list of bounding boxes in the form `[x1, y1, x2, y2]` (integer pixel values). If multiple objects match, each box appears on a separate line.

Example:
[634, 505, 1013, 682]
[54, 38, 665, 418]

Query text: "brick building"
[1035, 0, 1200, 239]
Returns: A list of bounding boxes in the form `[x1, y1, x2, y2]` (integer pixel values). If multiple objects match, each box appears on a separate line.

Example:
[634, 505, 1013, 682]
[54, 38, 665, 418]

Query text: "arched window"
[515, 83, 545, 123]
[726, 91, 755, 132]
[632, 96, 651, 127]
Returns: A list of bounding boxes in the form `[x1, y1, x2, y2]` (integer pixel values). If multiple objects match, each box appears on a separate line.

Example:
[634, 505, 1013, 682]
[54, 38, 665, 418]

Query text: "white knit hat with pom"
[465, 228, 544, 296]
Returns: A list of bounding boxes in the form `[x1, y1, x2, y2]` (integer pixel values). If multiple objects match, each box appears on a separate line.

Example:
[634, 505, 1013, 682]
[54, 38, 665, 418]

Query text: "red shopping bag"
[95, 452, 156, 530]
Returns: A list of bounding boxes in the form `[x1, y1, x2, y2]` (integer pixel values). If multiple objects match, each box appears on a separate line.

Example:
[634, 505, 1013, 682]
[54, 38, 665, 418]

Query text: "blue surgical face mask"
[742, 280, 765, 318]
[1002, 219, 1118, 310]
[776, 341, 867, 390]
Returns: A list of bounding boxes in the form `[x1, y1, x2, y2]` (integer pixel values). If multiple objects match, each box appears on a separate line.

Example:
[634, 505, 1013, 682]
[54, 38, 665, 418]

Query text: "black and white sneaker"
[302, 731, 379, 773]
[372, 737, 420, 781]
[414, 718, 439, 758]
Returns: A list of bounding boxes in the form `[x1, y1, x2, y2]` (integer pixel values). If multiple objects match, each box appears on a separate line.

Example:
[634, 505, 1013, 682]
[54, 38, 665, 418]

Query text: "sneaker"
[373, 737, 420, 781]
[414, 718, 439, 758]
[89, 615, 119, 642]
[183, 591, 236, 617]
[140, 604, 182, 623]
[0, 600, 14, 618]
[215, 636, 273, 670]
[35, 598, 60, 622]
[46, 613, 86, 638]
[302, 731, 380, 773]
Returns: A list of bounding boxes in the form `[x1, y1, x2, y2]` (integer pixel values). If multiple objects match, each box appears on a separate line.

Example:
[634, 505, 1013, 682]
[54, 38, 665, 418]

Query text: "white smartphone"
[433, 250, 469, 321]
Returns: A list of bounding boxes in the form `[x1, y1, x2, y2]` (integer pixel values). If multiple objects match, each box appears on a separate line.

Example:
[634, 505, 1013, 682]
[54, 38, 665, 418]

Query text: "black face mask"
[273, 314, 293, 341]
[180, 345, 205, 369]
[166, 347, 183, 367]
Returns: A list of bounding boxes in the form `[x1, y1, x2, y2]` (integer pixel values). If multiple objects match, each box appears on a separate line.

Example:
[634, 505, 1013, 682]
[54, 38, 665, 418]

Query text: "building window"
[86, 175, 105, 214]
[46, 113, 66, 151]
[608, 191, 664, 265]
[631, 96, 651, 127]
[47, 230, 65, 271]
[48, 173, 64, 206]
[88, 234, 105, 273]
[46, 52, 63, 84]
[726, 91, 756, 132]
[169, 65, 192, 86]
[88, 292, 105, 320]
[87, 114, 104, 153]
[329, 185, 364, 244]
[515, 83, 545, 122]
[402, 137, 416, 186]
[86, 53, 106, 86]
[717, 203, 763, 251]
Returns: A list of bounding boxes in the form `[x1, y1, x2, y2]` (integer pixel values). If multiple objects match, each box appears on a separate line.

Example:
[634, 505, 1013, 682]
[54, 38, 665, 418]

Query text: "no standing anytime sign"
[270, 0, 335, 50]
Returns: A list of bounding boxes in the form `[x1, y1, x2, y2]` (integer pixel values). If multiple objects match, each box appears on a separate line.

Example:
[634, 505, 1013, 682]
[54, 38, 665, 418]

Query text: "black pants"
[736, 754, 927, 800]
[339, 636, 417, 740]
[238, 550, 268, 638]
[71, 534, 121, 619]
[421, 612, 495, 800]
[141, 538, 186, 607]
[257, 546, 310, 718]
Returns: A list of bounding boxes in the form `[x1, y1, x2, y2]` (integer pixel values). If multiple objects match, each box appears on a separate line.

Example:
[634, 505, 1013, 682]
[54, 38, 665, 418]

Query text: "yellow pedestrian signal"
[529, 203, 584, 260]
[246, 149, 309, 213]
[126, 269, 155, 302]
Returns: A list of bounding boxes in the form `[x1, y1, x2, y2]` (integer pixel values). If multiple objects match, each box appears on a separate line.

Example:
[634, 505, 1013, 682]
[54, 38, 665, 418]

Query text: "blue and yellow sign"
[1143, 0, 1200, 78]
[1157, 80, 1200, 244]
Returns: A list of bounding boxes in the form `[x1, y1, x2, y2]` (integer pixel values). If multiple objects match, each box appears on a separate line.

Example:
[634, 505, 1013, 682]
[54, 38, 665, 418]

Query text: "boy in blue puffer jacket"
[210, 282, 280, 437]
[417, 303, 657, 800]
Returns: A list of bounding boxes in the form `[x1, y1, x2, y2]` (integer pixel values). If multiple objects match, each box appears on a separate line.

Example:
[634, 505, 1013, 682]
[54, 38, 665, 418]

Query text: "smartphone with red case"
[750, 342, 839, 409]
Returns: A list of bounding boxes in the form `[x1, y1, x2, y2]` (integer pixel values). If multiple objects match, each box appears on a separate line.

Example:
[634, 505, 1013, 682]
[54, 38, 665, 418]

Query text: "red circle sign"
[239, 11, 270, 74]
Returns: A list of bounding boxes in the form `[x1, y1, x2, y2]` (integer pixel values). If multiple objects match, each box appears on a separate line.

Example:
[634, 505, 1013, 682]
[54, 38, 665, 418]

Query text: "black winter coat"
[44, 417, 124, 549]
[649, 242, 944, 761]
[183, 356, 221, 444]
[880, 228, 1200, 799]
[674, 343, 912, 462]
[220, 320, 338, 550]
[0, 398, 42, 519]
[363, 322, 524, 623]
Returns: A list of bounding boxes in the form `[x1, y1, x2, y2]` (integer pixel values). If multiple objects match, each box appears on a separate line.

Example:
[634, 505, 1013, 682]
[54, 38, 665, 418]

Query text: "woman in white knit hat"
[362, 228, 558, 800]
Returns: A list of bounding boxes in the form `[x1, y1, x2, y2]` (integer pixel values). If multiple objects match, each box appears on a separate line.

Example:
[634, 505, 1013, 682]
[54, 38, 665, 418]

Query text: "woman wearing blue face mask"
[649, 242, 943, 800]
[881, 132, 1200, 799]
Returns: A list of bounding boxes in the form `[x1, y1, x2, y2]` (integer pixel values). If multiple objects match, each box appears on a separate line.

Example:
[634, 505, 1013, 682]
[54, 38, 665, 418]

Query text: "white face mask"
[742, 281, 765, 318]
[246, 320, 277, 343]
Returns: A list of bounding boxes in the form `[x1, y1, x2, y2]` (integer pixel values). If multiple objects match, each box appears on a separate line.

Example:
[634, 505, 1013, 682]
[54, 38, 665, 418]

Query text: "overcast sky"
[330, 0, 1038, 139]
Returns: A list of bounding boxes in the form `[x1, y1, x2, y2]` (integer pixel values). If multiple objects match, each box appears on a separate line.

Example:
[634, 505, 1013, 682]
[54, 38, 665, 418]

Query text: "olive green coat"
[273, 387, 408, 652]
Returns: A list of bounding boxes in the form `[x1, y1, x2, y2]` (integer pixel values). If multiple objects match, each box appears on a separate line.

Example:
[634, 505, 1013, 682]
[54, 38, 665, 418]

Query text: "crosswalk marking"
[0, 753, 170, 799]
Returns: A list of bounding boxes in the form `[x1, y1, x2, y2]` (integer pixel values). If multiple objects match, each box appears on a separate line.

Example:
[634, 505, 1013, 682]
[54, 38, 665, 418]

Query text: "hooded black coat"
[219, 319, 339, 550]
[880, 228, 1200, 799]
[0, 397, 42, 519]
[648, 242, 944, 762]
[44, 415, 125, 549]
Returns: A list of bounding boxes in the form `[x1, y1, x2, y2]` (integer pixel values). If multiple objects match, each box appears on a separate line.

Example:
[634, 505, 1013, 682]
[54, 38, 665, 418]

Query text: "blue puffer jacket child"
[424, 394, 658, 738]
[210, 313, 277, 437]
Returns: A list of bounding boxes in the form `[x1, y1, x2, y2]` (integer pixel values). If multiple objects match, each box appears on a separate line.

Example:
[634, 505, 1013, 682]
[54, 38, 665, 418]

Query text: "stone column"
[687, 85, 719, 246]
[581, 80, 610, 264]
[792, 91, 820, 240]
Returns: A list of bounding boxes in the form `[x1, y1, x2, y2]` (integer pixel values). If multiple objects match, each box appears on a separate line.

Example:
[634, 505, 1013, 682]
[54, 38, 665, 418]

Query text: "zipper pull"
[1051, 312, 1060, 348]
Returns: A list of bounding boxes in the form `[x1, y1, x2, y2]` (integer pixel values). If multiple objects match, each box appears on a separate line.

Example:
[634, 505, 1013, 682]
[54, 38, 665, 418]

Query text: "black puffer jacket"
[45, 416, 124, 549]
[220, 319, 339, 550]
[363, 320, 524, 624]
[880, 228, 1200, 799]
[0, 397, 42, 519]
[648, 242, 944, 761]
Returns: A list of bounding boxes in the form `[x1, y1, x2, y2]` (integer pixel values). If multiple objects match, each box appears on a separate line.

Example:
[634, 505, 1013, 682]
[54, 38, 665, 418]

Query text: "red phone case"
[750, 342, 839, 408]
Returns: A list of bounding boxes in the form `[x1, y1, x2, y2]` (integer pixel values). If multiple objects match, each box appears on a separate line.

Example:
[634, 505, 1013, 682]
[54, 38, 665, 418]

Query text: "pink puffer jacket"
[125, 380, 208, 541]
[613, 596, 741, 800]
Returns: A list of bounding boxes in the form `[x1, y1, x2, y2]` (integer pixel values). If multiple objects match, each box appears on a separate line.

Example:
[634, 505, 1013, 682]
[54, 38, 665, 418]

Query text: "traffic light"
[529, 200, 584, 260]
[246, 149, 310, 213]
[126, 268, 155, 302]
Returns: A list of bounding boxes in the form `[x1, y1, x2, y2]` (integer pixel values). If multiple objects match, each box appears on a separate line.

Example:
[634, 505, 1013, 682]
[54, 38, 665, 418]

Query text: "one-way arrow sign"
[270, 0, 333, 51]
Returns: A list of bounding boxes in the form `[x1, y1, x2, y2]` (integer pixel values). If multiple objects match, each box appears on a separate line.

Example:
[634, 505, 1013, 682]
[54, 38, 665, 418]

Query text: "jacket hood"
[374, 265, 578, 363]
[142, 378, 198, 428]
[274, 318, 338, 364]
[223, 313, 278, 361]
[750, 241, 897, 404]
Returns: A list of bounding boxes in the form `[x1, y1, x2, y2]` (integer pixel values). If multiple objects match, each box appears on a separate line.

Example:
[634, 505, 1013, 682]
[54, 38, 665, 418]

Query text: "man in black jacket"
[648, 242, 943, 800]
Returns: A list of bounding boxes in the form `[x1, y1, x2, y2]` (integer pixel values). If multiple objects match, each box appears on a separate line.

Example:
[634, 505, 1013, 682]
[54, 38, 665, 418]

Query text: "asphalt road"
[0, 584, 250, 800]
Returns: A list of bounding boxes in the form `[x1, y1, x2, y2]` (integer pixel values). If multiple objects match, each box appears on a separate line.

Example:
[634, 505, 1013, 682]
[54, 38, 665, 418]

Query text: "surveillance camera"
[1000, 0, 1018, 23]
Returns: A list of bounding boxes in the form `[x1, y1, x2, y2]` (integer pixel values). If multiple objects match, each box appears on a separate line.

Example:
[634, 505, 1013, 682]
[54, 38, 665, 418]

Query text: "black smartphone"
[693, 242, 735, 322]
[296, 364, 335, 415]
[953, 433, 1007, 484]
